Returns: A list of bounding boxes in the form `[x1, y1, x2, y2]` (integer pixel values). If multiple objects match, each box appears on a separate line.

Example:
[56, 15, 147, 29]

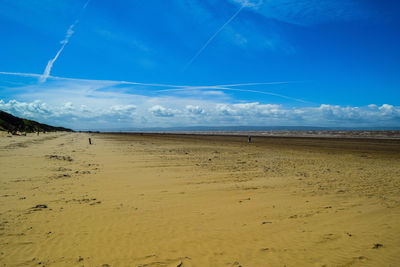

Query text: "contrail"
[156, 87, 313, 104]
[40, 0, 91, 83]
[0, 72, 42, 78]
[0, 71, 312, 103]
[40, 22, 77, 82]
[215, 81, 303, 87]
[0, 71, 297, 89]
[183, 2, 246, 71]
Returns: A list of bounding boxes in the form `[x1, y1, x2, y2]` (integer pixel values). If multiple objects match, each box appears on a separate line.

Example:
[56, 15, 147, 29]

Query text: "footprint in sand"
[372, 243, 383, 249]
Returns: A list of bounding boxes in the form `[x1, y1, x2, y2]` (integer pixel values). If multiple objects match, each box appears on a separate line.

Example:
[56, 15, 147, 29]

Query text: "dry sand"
[0, 132, 399, 266]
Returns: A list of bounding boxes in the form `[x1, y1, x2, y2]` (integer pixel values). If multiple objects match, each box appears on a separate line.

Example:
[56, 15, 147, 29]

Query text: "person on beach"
[248, 135, 252, 143]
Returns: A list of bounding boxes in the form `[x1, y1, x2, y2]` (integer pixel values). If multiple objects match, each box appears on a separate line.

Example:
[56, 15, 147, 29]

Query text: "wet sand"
[0, 132, 399, 266]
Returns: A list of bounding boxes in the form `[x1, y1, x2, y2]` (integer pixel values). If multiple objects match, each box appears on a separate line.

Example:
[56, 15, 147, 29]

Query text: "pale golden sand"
[0, 132, 399, 266]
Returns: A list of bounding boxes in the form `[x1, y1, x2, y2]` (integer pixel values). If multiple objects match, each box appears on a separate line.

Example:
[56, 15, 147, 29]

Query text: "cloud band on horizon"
[1, 98, 399, 130]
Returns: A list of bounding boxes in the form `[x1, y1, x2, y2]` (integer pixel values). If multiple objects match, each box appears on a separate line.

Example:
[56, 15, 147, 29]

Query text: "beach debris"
[52, 173, 71, 179]
[56, 167, 72, 172]
[65, 198, 99, 205]
[372, 243, 383, 249]
[238, 197, 251, 203]
[78, 256, 84, 262]
[243, 186, 259, 190]
[46, 155, 73, 161]
[262, 221, 272, 224]
[75, 170, 91, 174]
[32, 204, 48, 210]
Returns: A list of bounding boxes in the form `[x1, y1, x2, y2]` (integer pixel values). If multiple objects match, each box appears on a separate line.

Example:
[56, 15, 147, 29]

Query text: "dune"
[0, 132, 399, 266]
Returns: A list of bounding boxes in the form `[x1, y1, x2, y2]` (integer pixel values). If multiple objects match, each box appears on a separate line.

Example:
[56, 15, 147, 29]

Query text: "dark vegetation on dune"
[0, 110, 72, 133]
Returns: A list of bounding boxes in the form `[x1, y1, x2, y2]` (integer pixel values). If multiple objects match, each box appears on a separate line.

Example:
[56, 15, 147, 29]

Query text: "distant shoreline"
[87, 130, 400, 140]
[3, 129, 399, 140]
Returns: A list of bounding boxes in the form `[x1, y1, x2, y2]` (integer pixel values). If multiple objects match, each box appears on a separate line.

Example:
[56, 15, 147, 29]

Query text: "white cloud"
[0, 99, 51, 118]
[315, 104, 400, 123]
[186, 105, 205, 115]
[109, 105, 137, 116]
[149, 105, 176, 117]
[368, 104, 378, 109]
[0, 99, 139, 128]
[216, 102, 282, 117]
[380, 104, 394, 112]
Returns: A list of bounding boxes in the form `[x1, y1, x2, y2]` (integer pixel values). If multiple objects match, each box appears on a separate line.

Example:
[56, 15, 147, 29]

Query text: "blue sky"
[0, 0, 399, 130]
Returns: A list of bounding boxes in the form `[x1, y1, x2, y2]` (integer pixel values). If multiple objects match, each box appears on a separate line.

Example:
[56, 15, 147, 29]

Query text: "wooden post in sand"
[89, 138, 92, 145]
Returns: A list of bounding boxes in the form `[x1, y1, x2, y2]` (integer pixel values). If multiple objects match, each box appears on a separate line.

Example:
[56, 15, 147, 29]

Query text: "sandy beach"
[0, 132, 399, 266]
